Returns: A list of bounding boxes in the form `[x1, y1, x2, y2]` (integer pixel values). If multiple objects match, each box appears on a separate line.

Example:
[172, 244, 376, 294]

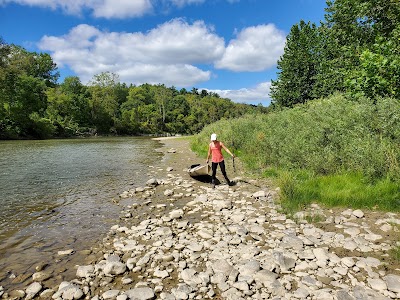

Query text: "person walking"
[206, 133, 235, 188]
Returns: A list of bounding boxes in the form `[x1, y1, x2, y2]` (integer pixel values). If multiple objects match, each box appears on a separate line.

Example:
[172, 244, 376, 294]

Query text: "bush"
[192, 94, 400, 181]
[191, 93, 400, 212]
[29, 112, 56, 139]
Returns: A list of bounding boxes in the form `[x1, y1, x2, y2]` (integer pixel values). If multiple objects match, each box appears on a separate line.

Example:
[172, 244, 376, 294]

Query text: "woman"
[206, 133, 235, 188]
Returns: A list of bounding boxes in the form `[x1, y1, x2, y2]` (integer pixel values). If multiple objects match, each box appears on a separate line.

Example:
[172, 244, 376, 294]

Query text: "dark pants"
[211, 160, 230, 184]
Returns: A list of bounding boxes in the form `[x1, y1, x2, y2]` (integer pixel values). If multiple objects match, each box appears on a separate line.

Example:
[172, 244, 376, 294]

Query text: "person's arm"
[206, 144, 211, 164]
[221, 142, 235, 157]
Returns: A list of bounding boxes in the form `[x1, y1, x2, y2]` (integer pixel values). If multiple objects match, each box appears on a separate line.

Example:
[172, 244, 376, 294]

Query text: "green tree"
[316, 0, 400, 99]
[270, 20, 319, 107]
[0, 44, 59, 138]
[88, 72, 121, 133]
[165, 95, 190, 133]
[118, 86, 148, 134]
[45, 76, 92, 136]
[153, 84, 172, 129]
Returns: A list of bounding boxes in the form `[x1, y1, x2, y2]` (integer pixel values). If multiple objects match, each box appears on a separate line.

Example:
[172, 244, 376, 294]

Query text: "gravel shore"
[1, 137, 400, 300]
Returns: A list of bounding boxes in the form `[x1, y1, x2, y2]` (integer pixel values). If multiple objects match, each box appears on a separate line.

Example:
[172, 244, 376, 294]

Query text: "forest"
[0, 42, 265, 139]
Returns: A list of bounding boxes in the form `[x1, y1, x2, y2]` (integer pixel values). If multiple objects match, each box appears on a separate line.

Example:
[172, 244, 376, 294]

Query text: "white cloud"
[1, 0, 238, 18]
[207, 81, 272, 106]
[215, 24, 286, 72]
[169, 0, 205, 8]
[38, 20, 223, 86]
[1, 0, 153, 18]
[92, 0, 153, 19]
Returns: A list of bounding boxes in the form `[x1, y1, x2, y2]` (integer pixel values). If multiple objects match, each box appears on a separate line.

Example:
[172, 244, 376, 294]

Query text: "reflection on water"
[0, 137, 162, 288]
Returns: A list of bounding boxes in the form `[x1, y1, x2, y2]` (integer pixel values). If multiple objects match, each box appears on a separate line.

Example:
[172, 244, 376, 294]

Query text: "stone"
[32, 271, 51, 282]
[9, 290, 25, 299]
[57, 249, 74, 256]
[104, 261, 127, 276]
[336, 289, 354, 300]
[341, 257, 355, 268]
[211, 259, 233, 277]
[146, 178, 159, 186]
[368, 278, 387, 292]
[25, 282, 42, 300]
[169, 209, 183, 219]
[55, 282, 83, 300]
[197, 229, 213, 239]
[353, 209, 364, 218]
[253, 270, 278, 287]
[344, 227, 360, 236]
[164, 189, 174, 196]
[154, 269, 169, 279]
[76, 265, 95, 278]
[252, 191, 267, 199]
[313, 248, 329, 261]
[384, 275, 400, 293]
[125, 287, 155, 300]
[102, 290, 120, 299]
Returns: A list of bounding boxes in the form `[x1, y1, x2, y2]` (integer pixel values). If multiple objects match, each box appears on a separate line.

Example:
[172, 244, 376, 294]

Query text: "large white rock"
[169, 209, 183, 219]
[76, 265, 94, 278]
[104, 261, 127, 276]
[353, 209, 365, 218]
[25, 282, 42, 300]
[54, 282, 83, 300]
[384, 275, 400, 293]
[102, 290, 120, 300]
[368, 278, 387, 292]
[124, 287, 155, 300]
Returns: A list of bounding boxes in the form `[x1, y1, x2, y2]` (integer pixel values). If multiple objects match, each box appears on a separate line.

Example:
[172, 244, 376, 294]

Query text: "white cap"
[211, 133, 217, 141]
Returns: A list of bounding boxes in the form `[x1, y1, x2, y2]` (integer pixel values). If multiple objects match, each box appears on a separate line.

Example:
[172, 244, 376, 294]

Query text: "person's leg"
[219, 160, 231, 185]
[211, 162, 218, 188]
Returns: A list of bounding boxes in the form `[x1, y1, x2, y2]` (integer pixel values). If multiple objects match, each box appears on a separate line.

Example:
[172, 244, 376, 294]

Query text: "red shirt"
[209, 141, 225, 163]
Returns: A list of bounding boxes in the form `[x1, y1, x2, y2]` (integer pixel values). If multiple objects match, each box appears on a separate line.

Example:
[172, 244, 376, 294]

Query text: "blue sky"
[0, 0, 327, 106]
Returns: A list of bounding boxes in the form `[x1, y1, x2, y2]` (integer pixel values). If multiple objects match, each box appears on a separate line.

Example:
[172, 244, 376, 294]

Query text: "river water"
[0, 137, 163, 290]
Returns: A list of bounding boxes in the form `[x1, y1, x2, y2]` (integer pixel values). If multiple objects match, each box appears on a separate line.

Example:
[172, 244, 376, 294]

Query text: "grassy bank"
[191, 93, 400, 213]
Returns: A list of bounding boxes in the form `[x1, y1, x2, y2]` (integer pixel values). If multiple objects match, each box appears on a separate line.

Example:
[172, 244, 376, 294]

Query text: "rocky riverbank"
[1, 137, 400, 300]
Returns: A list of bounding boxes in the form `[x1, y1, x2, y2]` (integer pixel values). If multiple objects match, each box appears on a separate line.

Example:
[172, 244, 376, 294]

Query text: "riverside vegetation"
[0, 38, 265, 140]
[191, 93, 400, 260]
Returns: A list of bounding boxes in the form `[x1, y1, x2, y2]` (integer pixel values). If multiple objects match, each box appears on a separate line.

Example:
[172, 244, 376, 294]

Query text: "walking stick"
[232, 156, 236, 173]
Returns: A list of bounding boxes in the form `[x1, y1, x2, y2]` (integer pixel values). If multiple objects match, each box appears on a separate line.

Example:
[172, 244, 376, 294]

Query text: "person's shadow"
[188, 164, 236, 186]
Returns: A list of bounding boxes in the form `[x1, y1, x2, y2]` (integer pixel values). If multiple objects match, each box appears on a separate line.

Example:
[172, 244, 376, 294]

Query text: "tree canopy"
[0, 43, 265, 139]
[271, 0, 400, 106]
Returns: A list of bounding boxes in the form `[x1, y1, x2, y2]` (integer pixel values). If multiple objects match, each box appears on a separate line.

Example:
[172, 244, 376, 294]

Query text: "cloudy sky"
[0, 0, 326, 105]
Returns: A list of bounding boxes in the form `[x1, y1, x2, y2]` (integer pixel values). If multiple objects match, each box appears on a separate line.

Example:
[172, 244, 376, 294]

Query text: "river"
[0, 136, 163, 290]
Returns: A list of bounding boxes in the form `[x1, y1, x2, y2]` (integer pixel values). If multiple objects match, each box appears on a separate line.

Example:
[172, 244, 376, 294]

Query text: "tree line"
[0, 40, 265, 139]
[271, 0, 400, 107]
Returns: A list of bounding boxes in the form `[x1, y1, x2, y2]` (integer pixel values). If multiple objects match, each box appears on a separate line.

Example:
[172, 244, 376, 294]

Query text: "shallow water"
[0, 137, 162, 289]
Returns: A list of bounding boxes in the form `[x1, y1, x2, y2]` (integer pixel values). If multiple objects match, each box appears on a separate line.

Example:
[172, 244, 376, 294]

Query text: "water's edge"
[0, 137, 165, 291]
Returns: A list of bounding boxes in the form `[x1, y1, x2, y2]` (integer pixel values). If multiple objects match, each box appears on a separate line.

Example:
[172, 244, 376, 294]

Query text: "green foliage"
[194, 95, 400, 179]
[191, 93, 400, 211]
[390, 245, 400, 263]
[271, 20, 319, 107]
[0, 39, 261, 139]
[278, 171, 400, 213]
[272, 0, 400, 106]
[28, 112, 56, 139]
[346, 36, 400, 99]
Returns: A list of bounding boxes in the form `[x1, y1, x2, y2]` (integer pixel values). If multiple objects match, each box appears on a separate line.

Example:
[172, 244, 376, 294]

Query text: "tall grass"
[278, 171, 400, 213]
[191, 94, 400, 212]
